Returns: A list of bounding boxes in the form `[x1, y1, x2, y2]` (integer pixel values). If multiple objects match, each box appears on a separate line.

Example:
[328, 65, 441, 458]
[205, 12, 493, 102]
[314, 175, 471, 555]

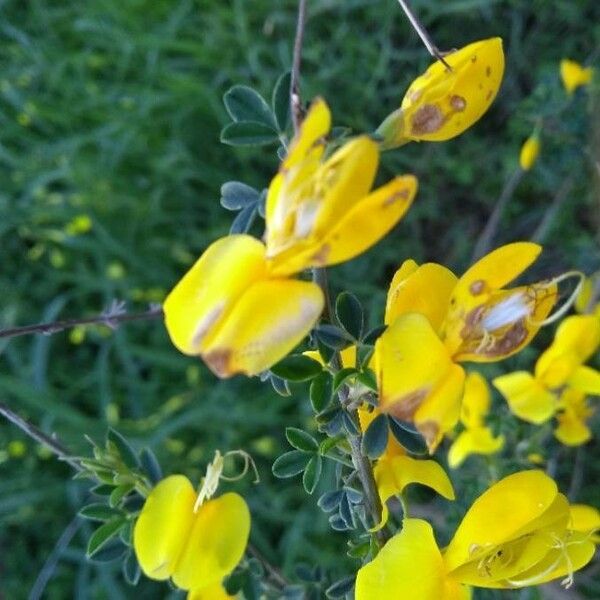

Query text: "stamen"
[194, 450, 225, 512]
[529, 271, 585, 327]
[481, 292, 531, 331]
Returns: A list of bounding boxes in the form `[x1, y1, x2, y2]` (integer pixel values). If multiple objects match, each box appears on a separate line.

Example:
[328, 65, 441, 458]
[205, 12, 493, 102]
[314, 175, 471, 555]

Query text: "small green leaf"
[347, 539, 370, 559]
[315, 324, 353, 350]
[271, 354, 322, 382]
[361, 413, 389, 459]
[224, 85, 276, 127]
[109, 484, 134, 508]
[310, 371, 333, 413]
[270, 374, 291, 397]
[342, 412, 361, 436]
[107, 428, 139, 469]
[272, 450, 311, 478]
[89, 540, 126, 563]
[220, 121, 279, 146]
[91, 484, 114, 496]
[333, 367, 359, 392]
[79, 504, 124, 522]
[302, 455, 323, 494]
[356, 368, 377, 392]
[272, 71, 291, 132]
[220, 181, 260, 210]
[363, 324, 387, 345]
[317, 338, 336, 365]
[87, 518, 127, 558]
[326, 576, 355, 598]
[122, 549, 141, 585]
[388, 416, 428, 455]
[139, 447, 162, 485]
[286, 427, 318, 453]
[229, 204, 257, 234]
[335, 292, 364, 340]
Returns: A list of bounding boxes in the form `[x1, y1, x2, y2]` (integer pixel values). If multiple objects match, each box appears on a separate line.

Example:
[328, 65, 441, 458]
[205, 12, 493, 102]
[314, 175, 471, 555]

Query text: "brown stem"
[290, 0, 308, 133]
[247, 543, 289, 588]
[0, 306, 164, 341]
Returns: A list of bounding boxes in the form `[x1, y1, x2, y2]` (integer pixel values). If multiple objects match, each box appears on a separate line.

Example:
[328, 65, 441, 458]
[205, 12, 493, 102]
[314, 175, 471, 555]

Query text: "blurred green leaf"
[220, 121, 279, 146]
[272, 450, 311, 478]
[86, 518, 127, 558]
[272, 71, 291, 132]
[286, 427, 318, 453]
[223, 85, 276, 128]
[302, 455, 323, 494]
[79, 504, 124, 522]
[271, 355, 322, 382]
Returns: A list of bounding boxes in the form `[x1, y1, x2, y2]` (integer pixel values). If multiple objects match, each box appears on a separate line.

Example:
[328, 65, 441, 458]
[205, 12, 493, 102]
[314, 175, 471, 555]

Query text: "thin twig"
[0, 401, 83, 471]
[0, 306, 163, 341]
[472, 168, 524, 261]
[247, 543, 289, 588]
[531, 176, 575, 243]
[290, 0, 308, 133]
[396, 0, 451, 69]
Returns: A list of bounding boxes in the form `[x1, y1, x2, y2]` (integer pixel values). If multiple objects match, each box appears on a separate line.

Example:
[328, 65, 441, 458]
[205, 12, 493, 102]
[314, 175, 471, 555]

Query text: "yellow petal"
[570, 504, 600, 538]
[447, 427, 504, 469]
[575, 276, 594, 313]
[133, 475, 197, 581]
[519, 135, 540, 171]
[444, 470, 559, 575]
[554, 390, 593, 447]
[305, 345, 357, 369]
[355, 519, 448, 600]
[460, 372, 491, 428]
[173, 493, 250, 591]
[376, 313, 465, 451]
[267, 175, 417, 276]
[492, 371, 556, 423]
[377, 38, 504, 147]
[201, 279, 324, 377]
[187, 583, 236, 600]
[385, 260, 458, 332]
[164, 235, 267, 355]
[568, 365, 600, 395]
[560, 59, 594, 95]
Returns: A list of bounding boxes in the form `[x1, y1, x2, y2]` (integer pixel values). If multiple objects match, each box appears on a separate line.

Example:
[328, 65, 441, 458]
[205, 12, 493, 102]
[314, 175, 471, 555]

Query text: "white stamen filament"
[481, 293, 531, 331]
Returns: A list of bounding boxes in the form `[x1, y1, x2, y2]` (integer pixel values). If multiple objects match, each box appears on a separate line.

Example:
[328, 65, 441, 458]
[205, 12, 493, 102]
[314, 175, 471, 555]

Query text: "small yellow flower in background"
[133, 455, 250, 599]
[575, 274, 600, 316]
[376, 242, 558, 451]
[560, 59, 594, 95]
[377, 38, 504, 149]
[8, 440, 26, 458]
[164, 98, 418, 378]
[494, 314, 600, 444]
[519, 133, 540, 171]
[447, 372, 504, 468]
[65, 214, 93, 236]
[355, 470, 596, 599]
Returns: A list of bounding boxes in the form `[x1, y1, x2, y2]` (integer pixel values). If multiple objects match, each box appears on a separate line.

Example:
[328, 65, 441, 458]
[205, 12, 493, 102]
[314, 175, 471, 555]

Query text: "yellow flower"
[494, 314, 600, 442]
[447, 372, 504, 468]
[377, 38, 504, 149]
[376, 242, 557, 451]
[133, 474, 250, 596]
[569, 504, 600, 544]
[164, 99, 418, 377]
[519, 134, 540, 171]
[560, 59, 594, 95]
[355, 471, 596, 599]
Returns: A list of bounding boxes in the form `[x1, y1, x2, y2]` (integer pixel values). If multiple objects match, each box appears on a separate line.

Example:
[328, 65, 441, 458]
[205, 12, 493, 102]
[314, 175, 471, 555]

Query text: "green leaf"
[107, 428, 139, 469]
[220, 121, 279, 146]
[315, 324, 353, 350]
[89, 540, 127, 563]
[335, 292, 364, 340]
[302, 455, 323, 494]
[109, 484, 134, 508]
[229, 204, 257, 234]
[224, 85, 276, 127]
[270, 354, 322, 382]
[220, 181, 260, 210]
[310, 371, 333, 413]
[317, 338, 336, 364]
[272, 71, 291, 132]
[122, 549, 141, 585]
[139, 447, 162, 485]
[326, 576, 355, 598]
[356, 368, 377, 391]
[333, 367, 359, 392]
[91, 484, 114, 496]
[270, 374, 291, 397]
[388, 416, 428, 455]
[361, 413, 389, 459]
[363, 324, 387, 345]
[87, 517, 127, 558]
[286, 427, 318, 453]
[79, 503, 124, 522]
[272, 450, 311, 478]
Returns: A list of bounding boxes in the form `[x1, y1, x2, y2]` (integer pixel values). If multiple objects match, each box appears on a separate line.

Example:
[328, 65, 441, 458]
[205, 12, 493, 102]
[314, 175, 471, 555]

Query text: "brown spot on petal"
[192, 303, 225, 348]
[409, 89, 423, 103]
[460, 305, 487, 340]
[469, 280, 486, 295]
[385, 389, 429, 421]
[418, 420, 440, 452]
[471, 55, 477, 63]
[203, 348, 233, 378]
[383, 188, 410, 207]
[450, 95, 466, 112]
[310, 244, 331, 266]
[411, 104, 445, 135]
[486, 66, 492, 77]
[486, 90, 494, 101]
[482, 320, 528, 358]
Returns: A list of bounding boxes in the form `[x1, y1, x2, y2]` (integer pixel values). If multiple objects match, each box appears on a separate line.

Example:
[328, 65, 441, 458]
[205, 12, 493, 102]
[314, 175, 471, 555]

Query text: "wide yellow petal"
[385, 261, 458, 332]
[492, 371, 556, 423]
[460, 372, 490, 428]
[570, 504, 600, 536]
[376, 313, 465, 451]
[355, 519, 448, 600]
[555, 393, 593, 447]
[444, 470, 558, 574]
[133, 475, 197, 581]
[187, 583, 236, 600]
[447, 427, 504, 469]
[267, 175, 417, 275]
[201, 279, 324, 377]
[378, 38, 504, 146]
[173, 493, 250, 591]
[164, 235, 267, 355]
[568, 365, 600, 395]
[560, 59, 594, 95]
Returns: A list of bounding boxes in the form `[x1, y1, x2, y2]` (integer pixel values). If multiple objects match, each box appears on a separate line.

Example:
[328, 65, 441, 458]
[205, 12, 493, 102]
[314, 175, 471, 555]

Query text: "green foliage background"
[0, 0, 599, 598]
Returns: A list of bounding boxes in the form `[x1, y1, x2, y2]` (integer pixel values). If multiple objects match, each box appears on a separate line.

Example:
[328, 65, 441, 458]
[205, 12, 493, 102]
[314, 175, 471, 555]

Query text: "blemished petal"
[568, 365, 600, 395]
[163, 235, 267, 355]
[187, 583, 236, 600]
[448, 428, 504, 469]
[267, 175, 418, 276]
[444, 470, 559, 574]
[385, 261, 458, 332]
[355, 519, 448, 600]
[493, 372, 556, 424]
[375, 313, 465, 451]
[133, 475, 197, 581]
[460, 372, 491, 428]
[201, 279, 324, 377]
[173, 493, 250, 591]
